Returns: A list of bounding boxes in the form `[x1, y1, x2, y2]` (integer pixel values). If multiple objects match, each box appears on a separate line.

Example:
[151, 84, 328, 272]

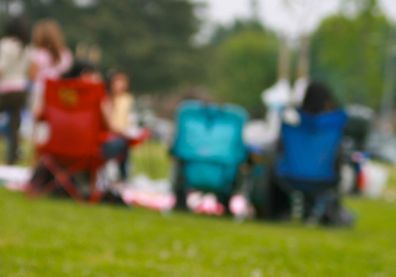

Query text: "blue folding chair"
[171, 100, 248, 208]
[275, 109, 347, 221]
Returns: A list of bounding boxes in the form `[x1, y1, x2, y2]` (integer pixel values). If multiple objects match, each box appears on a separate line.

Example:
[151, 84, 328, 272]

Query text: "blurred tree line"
[0, 0, 394, 114]
[207, 20, 278, 116]
[1, 0, 204, 93]
[310, 0, 391, 108]
[212, 0, 394, 113]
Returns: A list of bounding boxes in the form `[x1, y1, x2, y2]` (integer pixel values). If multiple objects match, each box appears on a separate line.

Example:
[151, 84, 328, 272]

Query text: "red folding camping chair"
[27, 78, 107, 203]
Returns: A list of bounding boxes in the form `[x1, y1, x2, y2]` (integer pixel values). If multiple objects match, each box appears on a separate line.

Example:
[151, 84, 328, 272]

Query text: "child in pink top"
[29, 19, 73, 118]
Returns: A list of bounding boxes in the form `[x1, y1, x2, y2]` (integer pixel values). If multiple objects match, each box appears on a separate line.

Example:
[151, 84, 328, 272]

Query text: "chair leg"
[25, 160, 54, 197]
[89, 169, 103, 203]
[171, 161, 187, 209]
[58, 172, 84, 202]
[290, 191, 304, 221]
[308, 190, 338, 224]
[28, 155, 106, 203]
[41, 157, 84, 202]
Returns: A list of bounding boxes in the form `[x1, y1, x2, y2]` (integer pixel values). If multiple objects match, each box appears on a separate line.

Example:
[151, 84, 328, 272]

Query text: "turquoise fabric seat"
[172, 101, 248, 194]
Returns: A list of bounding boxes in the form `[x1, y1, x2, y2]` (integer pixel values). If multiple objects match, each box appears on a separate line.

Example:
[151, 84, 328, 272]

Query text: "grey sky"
[202, 0, 396, 38]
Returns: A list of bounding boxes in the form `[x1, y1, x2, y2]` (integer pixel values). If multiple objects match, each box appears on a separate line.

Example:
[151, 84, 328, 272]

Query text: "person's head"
[63, 59, 102, 82]
[110, 71, 130, 96]
[3, 16, 30, 46]
[301, 81, 338, 114]
[32, 19, 65, 63]
[81, 69, 102, 83]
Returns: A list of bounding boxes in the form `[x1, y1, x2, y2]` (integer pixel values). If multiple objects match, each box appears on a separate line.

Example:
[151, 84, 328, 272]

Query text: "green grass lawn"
[1, 189, 396, 276]
[1, 141, 396, 276]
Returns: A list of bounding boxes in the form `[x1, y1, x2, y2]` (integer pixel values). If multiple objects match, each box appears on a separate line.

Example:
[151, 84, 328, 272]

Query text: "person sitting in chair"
[101, 71, 133, 181]
[275, 81, 354, 226]
[64, 63, 133, 182]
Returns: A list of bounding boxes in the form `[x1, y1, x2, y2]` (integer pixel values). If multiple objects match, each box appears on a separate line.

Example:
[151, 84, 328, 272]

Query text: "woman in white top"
[0, 17, 30, 164]
[29, 19, 73, 118]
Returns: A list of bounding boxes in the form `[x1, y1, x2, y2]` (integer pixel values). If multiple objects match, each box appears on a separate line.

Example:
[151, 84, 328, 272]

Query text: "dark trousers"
[276, 175, 341, 221]
[0, 92, 27, 164]
[102, 137, 130, 181]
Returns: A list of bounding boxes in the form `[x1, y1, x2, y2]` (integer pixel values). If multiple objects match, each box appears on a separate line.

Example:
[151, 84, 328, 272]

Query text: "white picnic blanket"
[0, 165, 31, 191]
[121, 175, 175, 211]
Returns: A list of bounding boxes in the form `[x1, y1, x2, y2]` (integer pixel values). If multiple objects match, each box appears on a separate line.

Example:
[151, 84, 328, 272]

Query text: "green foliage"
[18, 0, 202, 93]
[210, 19, 265, 47]
[132, 141, 171, 179]
[211, 30, 278, 115]
[310, 12, 390, 108]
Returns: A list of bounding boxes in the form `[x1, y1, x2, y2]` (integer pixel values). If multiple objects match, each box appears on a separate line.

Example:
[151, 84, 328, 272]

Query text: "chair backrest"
[40, 79, 106, 159]
[276, 109, 347, 183]
[172, 100, 248, 192]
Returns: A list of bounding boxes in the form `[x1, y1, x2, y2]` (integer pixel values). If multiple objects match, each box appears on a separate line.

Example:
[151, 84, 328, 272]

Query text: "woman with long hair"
[29, 19, 73, 117]
[301, 81, 339, 114]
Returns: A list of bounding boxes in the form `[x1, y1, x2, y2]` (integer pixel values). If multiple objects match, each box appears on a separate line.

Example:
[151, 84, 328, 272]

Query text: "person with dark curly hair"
[274, 81, 354, 226]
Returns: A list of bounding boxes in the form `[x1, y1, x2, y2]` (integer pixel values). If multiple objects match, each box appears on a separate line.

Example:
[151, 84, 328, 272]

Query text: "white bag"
[361, 162, 388, 199]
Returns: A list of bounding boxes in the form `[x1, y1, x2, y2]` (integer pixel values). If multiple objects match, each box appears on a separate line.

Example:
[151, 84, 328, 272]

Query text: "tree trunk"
[277, 37, 290, 80]
[296, 35, 310, 80]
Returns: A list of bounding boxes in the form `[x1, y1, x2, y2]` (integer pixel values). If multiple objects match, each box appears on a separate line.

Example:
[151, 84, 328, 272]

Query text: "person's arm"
[101, 97, 113, 131]
[28, 62, 39, 80]
[117, 95, 132, 132]
[55, 49, 73, 76]
[0, 49, 3, 75]
[29, 60, 41, 119]
[0, 40, 7, 77]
